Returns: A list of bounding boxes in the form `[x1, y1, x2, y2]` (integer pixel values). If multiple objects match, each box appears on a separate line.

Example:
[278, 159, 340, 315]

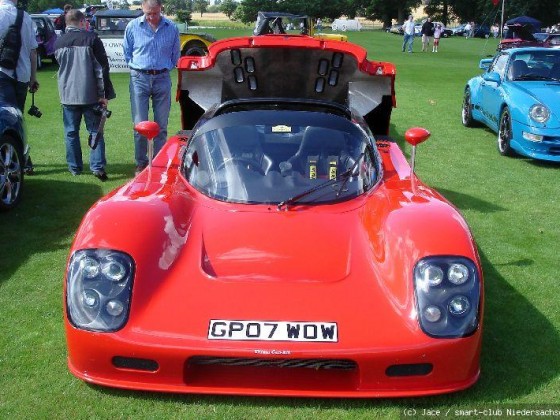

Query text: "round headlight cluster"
[448, 263, 469, 285]
[423, 306, 442, 323]
[448, 295, 471, 316]
[67, 250, 134, 332]
[420, 264, 444, 287]
[102, 260, 127, 282]
[414, 257, 481, 338]
[81, 257, 100, 278]
[529, 104, 550, 123]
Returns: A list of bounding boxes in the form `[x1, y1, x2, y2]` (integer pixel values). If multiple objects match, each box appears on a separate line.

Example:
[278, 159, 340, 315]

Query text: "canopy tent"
[505, 16, 542, 33]
[42, 8, 63, 14]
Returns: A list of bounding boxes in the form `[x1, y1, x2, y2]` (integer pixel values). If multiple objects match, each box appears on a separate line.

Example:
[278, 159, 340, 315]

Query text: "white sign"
[101, 38, 129, 73]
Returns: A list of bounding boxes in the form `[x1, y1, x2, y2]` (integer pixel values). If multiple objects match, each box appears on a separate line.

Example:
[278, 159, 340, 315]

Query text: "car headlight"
[66, 249, 134, 332]
[529, 104, 550, 123]
[414, 257, 481, 338]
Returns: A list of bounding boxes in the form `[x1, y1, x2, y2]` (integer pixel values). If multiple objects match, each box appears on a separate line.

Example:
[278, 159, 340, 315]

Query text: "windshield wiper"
[277, 153, 364, 211]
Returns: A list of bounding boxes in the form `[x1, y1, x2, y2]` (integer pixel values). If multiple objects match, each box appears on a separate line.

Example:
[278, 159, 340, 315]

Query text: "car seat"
[509, 59, 529, 79]
[549, 62, 560, 79]
[222, 126, 273, 174]
[287, 127, 351, 179]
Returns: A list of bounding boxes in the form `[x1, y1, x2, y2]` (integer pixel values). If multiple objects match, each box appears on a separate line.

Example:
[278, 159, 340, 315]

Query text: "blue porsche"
[462, 47, 560, 161]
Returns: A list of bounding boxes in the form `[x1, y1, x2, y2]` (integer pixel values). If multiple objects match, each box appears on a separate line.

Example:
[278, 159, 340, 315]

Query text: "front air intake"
[385, 363, 433, 377]
[112, 356, 159, 372]
[184, 356, 359, 391]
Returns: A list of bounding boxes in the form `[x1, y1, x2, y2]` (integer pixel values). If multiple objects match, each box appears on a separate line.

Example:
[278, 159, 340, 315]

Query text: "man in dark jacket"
[421, 18, 435, 52]
[55, 9, 115, 180]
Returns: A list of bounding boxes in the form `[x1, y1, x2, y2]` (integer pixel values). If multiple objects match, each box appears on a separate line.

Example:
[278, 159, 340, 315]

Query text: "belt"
[133, 68, 168, 75]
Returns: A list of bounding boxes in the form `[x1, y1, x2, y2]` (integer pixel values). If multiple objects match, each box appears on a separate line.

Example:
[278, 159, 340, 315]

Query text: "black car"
[30, 14, 58, 67]
[473, 25, 491, 38]
[92, 9, 142, 35]
[0, 103, 28, 211]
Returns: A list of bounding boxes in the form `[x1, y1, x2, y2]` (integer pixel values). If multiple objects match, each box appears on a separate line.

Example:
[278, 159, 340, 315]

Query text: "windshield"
[508, 50, 560, 80]
[182, 110, 379, 205]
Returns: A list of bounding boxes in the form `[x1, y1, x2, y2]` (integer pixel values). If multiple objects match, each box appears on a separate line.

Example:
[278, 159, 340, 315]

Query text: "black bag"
[0, 8, 24, 71]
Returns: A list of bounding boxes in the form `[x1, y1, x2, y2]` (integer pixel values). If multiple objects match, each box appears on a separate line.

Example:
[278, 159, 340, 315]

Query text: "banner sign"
[100, 38, 130, 73]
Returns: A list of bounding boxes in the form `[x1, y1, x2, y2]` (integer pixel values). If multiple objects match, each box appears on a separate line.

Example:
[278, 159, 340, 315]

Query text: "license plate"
[208, 320, 338, 342]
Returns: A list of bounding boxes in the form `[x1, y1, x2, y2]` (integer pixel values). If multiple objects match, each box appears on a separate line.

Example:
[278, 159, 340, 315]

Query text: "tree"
[356, 0, 422, 28]
[176, 9, 192, 23]
[193, 0, 209, 16]
[165, 0, 190, 16]
[220, 0, 238, 19]
[232, 0, 349, 24]
[425, 0, 560, 27]
[232, 0, 279, 24]
[23, 0, 70, 13]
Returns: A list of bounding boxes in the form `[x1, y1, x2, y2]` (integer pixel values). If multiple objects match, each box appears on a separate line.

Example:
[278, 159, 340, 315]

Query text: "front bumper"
[512, 123, 560, 162]
[66, 326, 481, 397]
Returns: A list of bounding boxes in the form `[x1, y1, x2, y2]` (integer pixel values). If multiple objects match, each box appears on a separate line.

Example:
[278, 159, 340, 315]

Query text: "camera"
[27, 92, 42, 118]
[92, 104, 112, 119]
[27, 105, 42, 118]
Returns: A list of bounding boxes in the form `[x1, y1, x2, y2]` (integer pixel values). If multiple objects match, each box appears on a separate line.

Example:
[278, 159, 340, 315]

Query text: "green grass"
[1, 29, 559, 417]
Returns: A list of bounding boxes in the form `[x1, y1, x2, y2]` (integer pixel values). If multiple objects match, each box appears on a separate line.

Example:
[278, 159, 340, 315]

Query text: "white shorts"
[422, 35, 432, 43]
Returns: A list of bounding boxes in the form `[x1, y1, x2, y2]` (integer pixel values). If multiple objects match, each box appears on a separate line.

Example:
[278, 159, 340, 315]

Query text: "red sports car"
[64, 33, 484, 397]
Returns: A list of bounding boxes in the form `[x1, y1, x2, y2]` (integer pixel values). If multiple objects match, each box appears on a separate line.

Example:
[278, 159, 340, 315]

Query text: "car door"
[479, 53, 509, 130]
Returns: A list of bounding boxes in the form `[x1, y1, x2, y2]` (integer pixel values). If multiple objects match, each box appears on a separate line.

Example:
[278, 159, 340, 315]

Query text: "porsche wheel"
[498, 107, 515, 156]
[0, 135, 24, 211]
[461, 88, 476, 127]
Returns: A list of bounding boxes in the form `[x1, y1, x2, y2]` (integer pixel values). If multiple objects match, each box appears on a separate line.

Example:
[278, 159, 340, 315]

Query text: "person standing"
[54, 4, 72, 33]
[0, 0, 39, 174]
[402, 15, 415, 53]
[421, 17, 434, 52]
[433, 24, 442, 52]
[54, 9, 115, 180]
[123, 0, 180, 175]
[464, 22, 472, 39]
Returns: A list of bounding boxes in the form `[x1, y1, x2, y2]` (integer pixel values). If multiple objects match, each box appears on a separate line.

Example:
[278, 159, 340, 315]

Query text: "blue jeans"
[62, 104, 106, 173]
[402, 34, 414, 52]
[0, 71, 28, 111]
[129, 69, 172, 167]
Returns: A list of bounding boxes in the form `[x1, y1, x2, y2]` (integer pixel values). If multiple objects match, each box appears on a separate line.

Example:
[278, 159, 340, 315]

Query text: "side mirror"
[479, 58, 493, 70]
[405, 127, 431, 177]
[482, 71, 501, 84]
[134, 121, 160, 172]
[134, 121, 160, 139]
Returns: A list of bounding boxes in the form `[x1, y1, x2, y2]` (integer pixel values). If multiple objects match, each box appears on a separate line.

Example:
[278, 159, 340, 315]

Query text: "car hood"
[198, 208, 352, 282]
[509, 82, 560, 125]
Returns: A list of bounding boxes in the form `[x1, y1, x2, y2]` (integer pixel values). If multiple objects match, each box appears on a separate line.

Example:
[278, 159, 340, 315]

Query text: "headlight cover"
[414, 257, 481, 338]
[529, 104, 550, 124]
[66, 249, 135, 332]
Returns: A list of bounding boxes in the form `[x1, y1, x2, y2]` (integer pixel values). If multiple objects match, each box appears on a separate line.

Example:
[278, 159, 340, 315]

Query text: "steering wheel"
[216, 157, 265, 175]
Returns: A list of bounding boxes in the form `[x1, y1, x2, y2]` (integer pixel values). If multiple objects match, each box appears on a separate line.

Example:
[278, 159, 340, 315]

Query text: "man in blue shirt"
[123, 0, 180, 175]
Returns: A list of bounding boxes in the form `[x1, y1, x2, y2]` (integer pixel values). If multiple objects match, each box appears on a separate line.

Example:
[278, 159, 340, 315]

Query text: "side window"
[490, 54, 509, 79]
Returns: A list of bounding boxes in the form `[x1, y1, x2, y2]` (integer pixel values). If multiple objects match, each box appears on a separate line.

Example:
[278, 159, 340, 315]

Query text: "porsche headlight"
[529, 104, 550, 123]
[414, 257, 481, 338]
[66, 249, 134, 332]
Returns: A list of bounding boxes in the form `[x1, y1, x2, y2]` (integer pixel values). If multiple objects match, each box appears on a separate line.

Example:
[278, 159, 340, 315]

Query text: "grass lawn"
[1, 28, 559, 417]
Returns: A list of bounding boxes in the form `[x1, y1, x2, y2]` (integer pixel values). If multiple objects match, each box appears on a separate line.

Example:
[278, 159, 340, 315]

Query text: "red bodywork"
[65, 35, 483, 397]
